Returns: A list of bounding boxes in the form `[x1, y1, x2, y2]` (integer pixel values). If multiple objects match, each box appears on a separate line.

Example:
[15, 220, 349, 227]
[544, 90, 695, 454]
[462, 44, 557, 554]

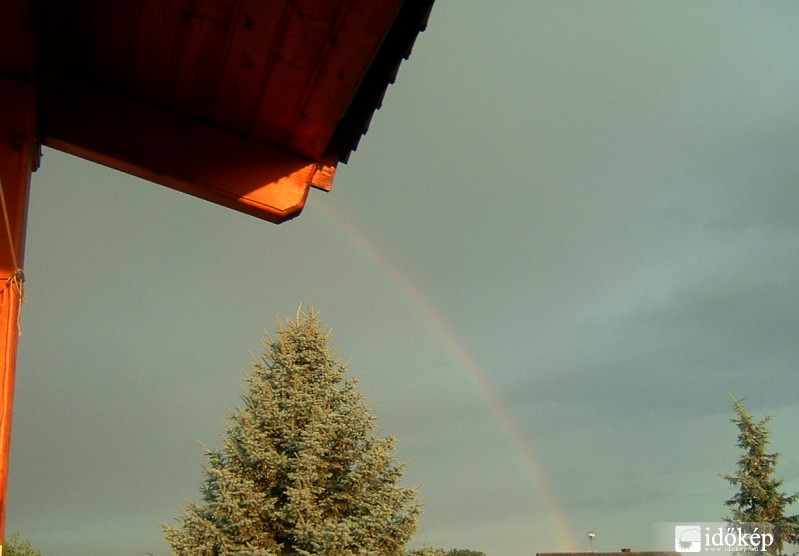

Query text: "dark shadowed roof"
[30, 0, 434, 221]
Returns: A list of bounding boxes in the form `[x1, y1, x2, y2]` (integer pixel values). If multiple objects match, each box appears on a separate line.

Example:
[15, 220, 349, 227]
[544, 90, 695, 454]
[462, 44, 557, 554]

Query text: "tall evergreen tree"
[164, 309, 421, 555]
[723, 396, 799, 555]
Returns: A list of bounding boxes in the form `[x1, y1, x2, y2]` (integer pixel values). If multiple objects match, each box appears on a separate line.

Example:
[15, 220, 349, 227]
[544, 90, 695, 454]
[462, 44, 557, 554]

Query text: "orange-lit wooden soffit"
[0, 0, 434, 546]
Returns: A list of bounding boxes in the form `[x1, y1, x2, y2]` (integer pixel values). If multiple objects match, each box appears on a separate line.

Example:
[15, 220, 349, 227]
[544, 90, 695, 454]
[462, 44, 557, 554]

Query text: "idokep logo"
[673, 524, 775, 553]
[675, 525, 702, 552]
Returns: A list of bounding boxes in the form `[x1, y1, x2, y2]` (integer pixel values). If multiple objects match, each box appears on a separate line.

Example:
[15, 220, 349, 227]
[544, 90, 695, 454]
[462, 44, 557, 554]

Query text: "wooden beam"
[208, 0, 291, 134]
[286, 0, 404, 159]
[165, 0, 239, 117]
[39, 72, 327, 223]
[0, 77, 36, 548]
[251, 0, 404, 160]
[0, 0, 37, 545]
[249, 0, 350, 150]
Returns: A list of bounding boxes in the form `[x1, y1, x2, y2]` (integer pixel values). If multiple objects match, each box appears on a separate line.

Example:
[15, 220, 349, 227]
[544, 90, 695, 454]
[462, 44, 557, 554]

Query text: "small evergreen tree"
[164, 308, 421, 555]
[4, 533, 43, 556]
[723, 396, 799, 555]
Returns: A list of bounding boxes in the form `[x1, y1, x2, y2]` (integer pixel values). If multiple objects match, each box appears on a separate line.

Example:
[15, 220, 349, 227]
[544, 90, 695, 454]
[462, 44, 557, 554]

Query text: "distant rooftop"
[538, 551, 680, 556]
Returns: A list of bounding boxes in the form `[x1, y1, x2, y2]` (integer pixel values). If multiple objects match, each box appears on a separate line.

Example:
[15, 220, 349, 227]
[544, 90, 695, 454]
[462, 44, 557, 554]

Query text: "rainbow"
[315, 197, 578, 551]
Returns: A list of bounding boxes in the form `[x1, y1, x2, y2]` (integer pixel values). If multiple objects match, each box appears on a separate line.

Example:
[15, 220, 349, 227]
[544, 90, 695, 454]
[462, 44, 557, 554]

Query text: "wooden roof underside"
[29, 0, 433, 221]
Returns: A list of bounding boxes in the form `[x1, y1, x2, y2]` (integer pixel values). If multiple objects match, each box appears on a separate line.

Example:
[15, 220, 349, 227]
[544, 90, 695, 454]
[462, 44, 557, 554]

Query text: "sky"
[6, 1, 799, 555]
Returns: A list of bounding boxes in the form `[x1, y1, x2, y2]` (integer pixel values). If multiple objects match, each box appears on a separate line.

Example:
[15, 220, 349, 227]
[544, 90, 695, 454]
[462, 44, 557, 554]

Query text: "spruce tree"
[164, 308, 421, 555]
[723, 396, 799, 555]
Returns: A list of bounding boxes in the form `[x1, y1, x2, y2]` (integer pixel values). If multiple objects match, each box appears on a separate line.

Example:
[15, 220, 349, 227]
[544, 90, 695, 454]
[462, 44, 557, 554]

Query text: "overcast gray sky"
[7, 1, 799, 554]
